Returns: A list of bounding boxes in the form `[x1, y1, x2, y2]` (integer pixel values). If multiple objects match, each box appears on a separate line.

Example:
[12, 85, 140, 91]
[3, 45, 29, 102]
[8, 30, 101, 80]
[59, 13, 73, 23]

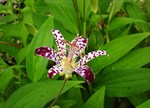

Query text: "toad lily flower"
[35, 29, 108, 83]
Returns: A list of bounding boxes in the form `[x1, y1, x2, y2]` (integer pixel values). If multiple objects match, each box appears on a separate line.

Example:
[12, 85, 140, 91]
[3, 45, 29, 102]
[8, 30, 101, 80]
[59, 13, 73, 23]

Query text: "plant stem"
[88, 83, 92, 96]
[0, 41, 20, 48]
[98, 9, 110, 43]
[48, 79, 67, 108]
[108, 0, 115, 25]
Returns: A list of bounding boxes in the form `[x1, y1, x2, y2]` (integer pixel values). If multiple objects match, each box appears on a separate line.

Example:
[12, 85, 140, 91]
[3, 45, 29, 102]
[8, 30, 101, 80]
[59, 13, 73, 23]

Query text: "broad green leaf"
[124, 2, 149, 32]
[20, 23, 29, 45]
[136, 99, 150, 108]
[119, 24, 131, 37]
[32, 12, 48, 29]
[112, 0, 124, 15]
[107, 0, 124, 21]
[0, 24, 22, 37]
[0, 4, 12, 11]
[0, 67, 13, 92]
[25, 23, 38, 35]
[3, 81, 83, 108]
[77, 0, 91, 19]
[107, 17, 145, 31]
[100, 68, 150, 97]
[82, 86, 105, 108]
[22, 6, 33, 25]
[0, 57, 8, 66]
[0, 14, 18, 24]
[67, 86, 83, 108]
[16, 45, 29, 64]
[24, 0, 35, 10]
[0, 23, 28, 45]
[57, 99, 76, 108]
[98, 0, 111, 13]
[0, 43, 19, 57]
[89, 32, 150, 74]
[52, 105, 60, 108]
[89, 30, 103, 50]
[128, 94, 149, 106]
[26, 17, 54, 82]
[0, 65, 23, 92]
[35, 0, 78, 34]
[90, 0, 98, 13]
[106, 47, 150, 71]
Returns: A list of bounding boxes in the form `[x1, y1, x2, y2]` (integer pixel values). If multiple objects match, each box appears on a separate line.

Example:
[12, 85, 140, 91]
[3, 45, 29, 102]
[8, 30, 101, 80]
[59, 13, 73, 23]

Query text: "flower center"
[60, 57, 77, 79]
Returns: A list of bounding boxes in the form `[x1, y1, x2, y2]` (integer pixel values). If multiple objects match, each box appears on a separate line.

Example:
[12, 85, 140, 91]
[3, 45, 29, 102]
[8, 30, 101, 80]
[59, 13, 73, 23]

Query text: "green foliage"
[3, 81, 82, 108]
[0, 0, 150, 108]
[26, 17, 54, 82]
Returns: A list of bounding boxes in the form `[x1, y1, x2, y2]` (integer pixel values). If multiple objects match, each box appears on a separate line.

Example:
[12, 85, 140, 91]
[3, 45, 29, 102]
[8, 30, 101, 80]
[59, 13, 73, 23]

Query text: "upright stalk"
[48, 79, 67, 108]
[98, 8, 110, 43]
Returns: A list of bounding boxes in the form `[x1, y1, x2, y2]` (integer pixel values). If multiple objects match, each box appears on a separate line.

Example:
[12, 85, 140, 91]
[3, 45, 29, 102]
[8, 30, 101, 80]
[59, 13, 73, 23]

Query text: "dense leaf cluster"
[0, 0, 150, 108]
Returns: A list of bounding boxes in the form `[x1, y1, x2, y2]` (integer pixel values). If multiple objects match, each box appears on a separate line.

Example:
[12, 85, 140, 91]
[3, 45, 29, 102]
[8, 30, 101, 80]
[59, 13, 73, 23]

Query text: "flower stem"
[48, 79, 67, 108]
[88, 83, 92, 96]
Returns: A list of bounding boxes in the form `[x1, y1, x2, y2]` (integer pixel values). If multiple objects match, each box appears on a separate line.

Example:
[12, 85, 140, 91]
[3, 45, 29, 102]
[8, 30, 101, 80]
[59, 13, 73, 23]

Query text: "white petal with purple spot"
[51, 29, 66, 58]
[78, 50, 108, 66]
[71, 36, 88, 59]
[48, 65, 63, 78]
[75, 65, 95, 83]
[35, 46, 58, 62]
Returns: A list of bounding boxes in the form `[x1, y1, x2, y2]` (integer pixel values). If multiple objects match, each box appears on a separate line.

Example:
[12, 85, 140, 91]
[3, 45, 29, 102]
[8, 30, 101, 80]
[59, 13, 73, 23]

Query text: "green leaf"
[82, 86, 105, 108]
[0, 14, 18, 24]
[107, 17, 145, 31]
[136, 99, 150, 108]
[16, 45, 29, 64]
[77, 0, 91, 19]
[51, 105, 60, 108]
[112, 0, 124, 15]
[3, 81, 83, 108]
[0, 24, 22, 37]
[89, 32, 150, 74]
[107, 0, 124, 19]
[106, 47, 150, 70]
[0, 23, 29, 45]
[67, 86, 83, 108]
[26, 17, 54, 82]
[98, 0, 111, 13]
[119, 24, 132, 37]
[35, 0, 78, 34]
[128, 94, 149, 106]
[0, 67, 13, 92]
[0, 44, 19, 57]
[100, 68, 150, 97]
[32, 12, 48, 29]
[0, 65, 23, 92]
[90, 0, 98, 13]
[20, 23, 29, 45]
[57, 99, 76, 108]
[0, 57, 8, 66]
[124, 2, 149, 32]
[24, 23, 38, 35]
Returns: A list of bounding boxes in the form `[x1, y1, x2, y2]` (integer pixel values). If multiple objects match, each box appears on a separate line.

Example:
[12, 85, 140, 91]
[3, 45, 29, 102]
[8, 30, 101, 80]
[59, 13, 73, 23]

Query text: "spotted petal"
[78, 50, 108, 66]
[35, 46, 58, 62]
[71, 36, 88, 58]
[48, 65, 63, 78]
[51, 29, 66, 58]
[75, 65, 95, 83]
